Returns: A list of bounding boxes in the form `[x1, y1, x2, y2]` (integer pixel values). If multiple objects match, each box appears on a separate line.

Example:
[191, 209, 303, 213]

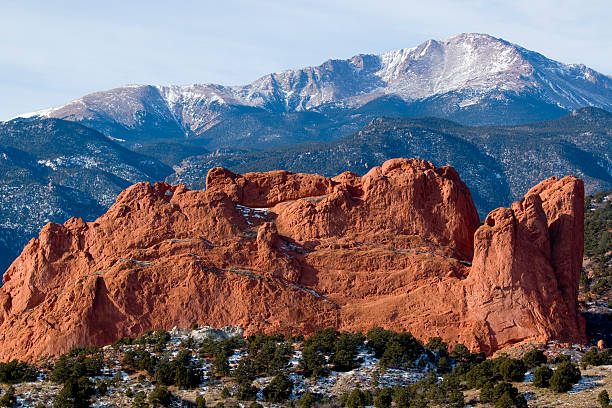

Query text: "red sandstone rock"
[206, 167, 334, 207]
[0, 159, 586, 361]
[467, 186, 585, 354]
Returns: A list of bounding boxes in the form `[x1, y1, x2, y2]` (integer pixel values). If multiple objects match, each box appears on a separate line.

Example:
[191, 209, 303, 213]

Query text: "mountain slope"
[168, 108, 612, 217]
[2, 109, 610, 274]
[0, 118, 173, 274]
[14, 33, 612, 155]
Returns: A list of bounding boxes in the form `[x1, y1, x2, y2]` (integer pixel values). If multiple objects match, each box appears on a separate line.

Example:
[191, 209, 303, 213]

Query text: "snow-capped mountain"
[14, 33, 612, 152]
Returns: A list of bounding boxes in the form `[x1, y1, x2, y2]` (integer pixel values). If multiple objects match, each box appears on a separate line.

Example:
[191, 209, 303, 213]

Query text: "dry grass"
[460, 365, 612, 408]
[514, 365, 612, 408]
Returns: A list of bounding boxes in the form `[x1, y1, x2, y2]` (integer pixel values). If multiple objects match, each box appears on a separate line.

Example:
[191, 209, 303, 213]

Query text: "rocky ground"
[1, 325, 611, 407]
[6, 327, 431, 407]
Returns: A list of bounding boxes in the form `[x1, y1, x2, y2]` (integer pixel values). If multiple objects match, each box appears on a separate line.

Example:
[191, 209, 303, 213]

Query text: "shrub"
[495, 392, 520, 408]
[220, 387, 231, 399]
[552, 354, 571, 364]
[423, 376, 446, 404]
[373, 388, 393, 408]
[131, 391, 148, 408]
[379, 341, 406, 369]
[343, 388, 372, 408]
[297, 391, 317, 408]
[303, 328, 338, 354]
[299, 345, 327, 378]
[532, 365, 553, 388]
[152, 358, 174, 386]
[479, 381, 495, 403]
[232, 358, 257, 383]
[174, 362, 201, 389]
[0, 360, 37, 384]
[330, 332, 364, 371]
[599, 390, 611, 408]
[252, 340, 293, 376]
[136, 330, 171, 347]
[149, 351, 200, 389]
[50, 347, 104, 385]
[437, 356, 451, 374]
[447, 389, 465, 408]
[262, 374, 293, 402]
[199, 339, 222, 358]
[549, 361, 581, 393]
[53, 377, 95, 408]
[213, 352, 230, 377]
[330, 348, 356, 372]
[371, 369, 380, 387]
[235, 382, 258, 401]
[522, 349, 547, 368]
[466, 359, 501, 389]
[0, 386, 16, 408]
[414, 374, 463, 405]
[96, 379, 109, 395]
[247, 333, 284, 353]
[440, 373, 463, 392]
[379, 332, 424, 369]
[366, 328, 393, 357]
[393, 387, 415, 408]
[149, 385, 173, 406]
[122, 348, 156, 374]
[301, 329, 363, 373]
[582, 347, 599, 369]
[452, 362, 471, 376]
[418, 372, 463, 405]
[480, 382, 526, 408]
[426, 337, 449, 356]
[112, 336, 134, 349]
[173, 350, 202, 389]
[180, 336, 196, 350]
[451, 344, 471, 362]
[367, 328, 423, 368]
[390, 373, 466, 407]
[287, 333, 304, 343]
[195, 395, 206, 408]
[499, 358, 526, 382]
[582, 347, 612, 369]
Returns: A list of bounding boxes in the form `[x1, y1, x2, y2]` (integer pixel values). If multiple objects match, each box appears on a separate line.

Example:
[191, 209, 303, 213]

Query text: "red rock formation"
[467, 186, 585, 354]
[0, 159, 586, 361]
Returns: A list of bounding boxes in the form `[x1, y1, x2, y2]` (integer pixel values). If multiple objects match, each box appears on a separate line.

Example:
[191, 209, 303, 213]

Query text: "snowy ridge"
[9, 33, 612, 134]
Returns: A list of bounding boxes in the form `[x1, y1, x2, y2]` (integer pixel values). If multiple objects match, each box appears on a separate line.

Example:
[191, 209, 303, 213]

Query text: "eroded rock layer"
[0, 158, 585, 361]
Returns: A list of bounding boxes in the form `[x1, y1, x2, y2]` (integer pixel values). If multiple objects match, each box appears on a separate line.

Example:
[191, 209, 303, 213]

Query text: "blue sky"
[1, 0, 610, 120]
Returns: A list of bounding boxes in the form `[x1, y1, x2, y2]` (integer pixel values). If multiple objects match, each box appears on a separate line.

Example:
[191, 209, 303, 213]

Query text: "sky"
[1, 0, 610, 120]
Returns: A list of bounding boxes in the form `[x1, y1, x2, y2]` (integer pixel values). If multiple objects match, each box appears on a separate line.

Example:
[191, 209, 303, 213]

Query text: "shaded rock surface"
[0, 158, 585, 361]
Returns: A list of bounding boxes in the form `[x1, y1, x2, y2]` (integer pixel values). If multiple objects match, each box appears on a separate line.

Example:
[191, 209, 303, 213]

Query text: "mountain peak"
[446, 32, 502, 43]
[9, 33, 612, 142]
